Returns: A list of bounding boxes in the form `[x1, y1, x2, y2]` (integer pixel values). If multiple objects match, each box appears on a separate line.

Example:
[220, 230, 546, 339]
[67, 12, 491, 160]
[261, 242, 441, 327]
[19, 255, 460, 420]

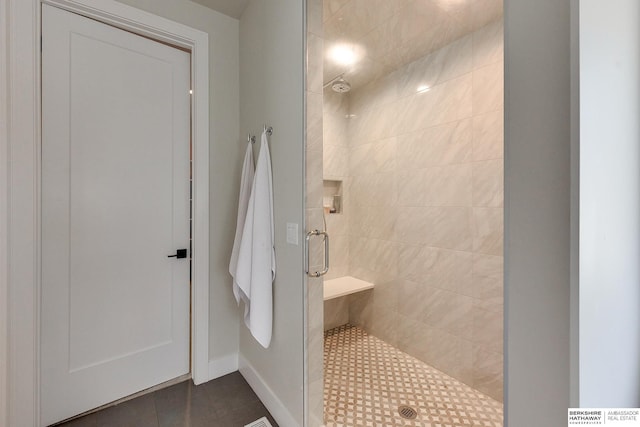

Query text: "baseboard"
[239, 354, 299, 427]
[208, 353, 239, 381]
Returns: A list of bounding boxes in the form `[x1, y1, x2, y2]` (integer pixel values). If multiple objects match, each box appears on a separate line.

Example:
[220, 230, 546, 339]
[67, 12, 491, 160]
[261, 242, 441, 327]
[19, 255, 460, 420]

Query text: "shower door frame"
[303, 1, 326, 426]
[302, 3, 508, 426]
[302, 2, 582, 427]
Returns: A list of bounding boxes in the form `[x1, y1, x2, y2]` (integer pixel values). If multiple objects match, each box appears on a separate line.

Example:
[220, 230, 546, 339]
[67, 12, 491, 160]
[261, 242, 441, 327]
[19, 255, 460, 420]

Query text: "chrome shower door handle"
[305, 230, 329, 278]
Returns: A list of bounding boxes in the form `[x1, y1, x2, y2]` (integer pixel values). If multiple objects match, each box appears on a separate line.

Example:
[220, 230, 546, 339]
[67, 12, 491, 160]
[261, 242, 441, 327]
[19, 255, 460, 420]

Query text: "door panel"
[41, 5, 190, 425]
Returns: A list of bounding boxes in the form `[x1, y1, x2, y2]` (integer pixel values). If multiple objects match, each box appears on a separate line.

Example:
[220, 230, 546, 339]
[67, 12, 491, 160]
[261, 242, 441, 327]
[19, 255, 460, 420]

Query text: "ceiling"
[323, 0, 503, 91]
[190, 0, 502, 92]
[190, 0, 250, 19]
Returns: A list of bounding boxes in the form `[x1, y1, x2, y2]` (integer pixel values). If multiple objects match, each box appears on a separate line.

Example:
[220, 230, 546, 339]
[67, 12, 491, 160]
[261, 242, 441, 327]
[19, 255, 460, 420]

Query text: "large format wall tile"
[308, 33, 324, 94]
[348, 204, 396, 241]
[423, 247, 473, 294]
[470, 0, 503, 35]
[307, 92, 324, 153]
[472, 306, 503, 354]
[397, 243, 425, 282]
[394, 35, 473, 99]
[323, 144, 349, 178]
[307, 150, 324, 209]
[472, 344, 504, 401]
[472, 61, 504, 115]
[324, 296, 349, 330]
[322, 0, 349, 23]
[347, 99, 401, 143]
[396, 206, 474, 250]
[472, 253, 503, 313]
[397, 74, 472, 133]
[323, 90, 348, 147]
[321, 20, 504, 403]
[323, 0, 402, 44]
[349, 73, 399, 113]
[423, 164, 473, 207]
[327, 233, 349, 280]
[348, 137, 397, 176]
[380, 2, 467, 71]
[472, 110, 503, 161]
[369, 306, 399, 347]
[473, 159, 504, 208]
[397, 119, 473, 170]
[472, 20, 503, 69]
[473, 207, 503, 255]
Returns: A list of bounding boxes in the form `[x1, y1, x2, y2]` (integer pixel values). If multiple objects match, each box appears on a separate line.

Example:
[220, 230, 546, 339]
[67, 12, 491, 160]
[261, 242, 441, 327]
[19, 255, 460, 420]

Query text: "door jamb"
[4, 0, 210, 425]
[0, 1, 9, 426]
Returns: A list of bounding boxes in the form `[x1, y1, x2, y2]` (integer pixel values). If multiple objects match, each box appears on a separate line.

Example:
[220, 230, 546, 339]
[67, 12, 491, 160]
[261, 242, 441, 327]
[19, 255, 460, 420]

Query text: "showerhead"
[323, 74, 352, 93]
[331, 77, 351, 93]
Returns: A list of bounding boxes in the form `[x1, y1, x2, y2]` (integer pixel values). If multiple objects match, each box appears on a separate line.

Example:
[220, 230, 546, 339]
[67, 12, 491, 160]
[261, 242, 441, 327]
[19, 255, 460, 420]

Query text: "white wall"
[238, 1, 306, 427]
[114, 0, 242, 374]
[579, 0, 640, 407]
[4, 1, 41, 424]
[505, 0, 574, 424]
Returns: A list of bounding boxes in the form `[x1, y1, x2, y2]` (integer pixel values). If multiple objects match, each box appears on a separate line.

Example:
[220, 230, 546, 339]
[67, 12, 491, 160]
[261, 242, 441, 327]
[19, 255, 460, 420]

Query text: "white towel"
[229, 141, 255, 306]
[234, 130, 276, 348]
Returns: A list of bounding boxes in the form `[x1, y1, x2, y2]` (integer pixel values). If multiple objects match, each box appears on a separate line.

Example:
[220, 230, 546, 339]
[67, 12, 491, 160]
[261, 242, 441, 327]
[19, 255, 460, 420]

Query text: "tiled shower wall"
[323, 90, 350, 282]
[322, 90, 351, 331]
[324, 21, 504, 401]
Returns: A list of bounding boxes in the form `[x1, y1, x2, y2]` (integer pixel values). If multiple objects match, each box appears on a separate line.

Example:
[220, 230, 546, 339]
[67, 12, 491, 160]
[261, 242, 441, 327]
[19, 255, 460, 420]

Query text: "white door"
[40, 4, 191, 425]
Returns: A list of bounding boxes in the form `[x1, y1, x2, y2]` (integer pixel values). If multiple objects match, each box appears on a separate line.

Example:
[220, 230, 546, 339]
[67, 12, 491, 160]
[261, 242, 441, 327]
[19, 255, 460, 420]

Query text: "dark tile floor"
[54, 372, 278, 427]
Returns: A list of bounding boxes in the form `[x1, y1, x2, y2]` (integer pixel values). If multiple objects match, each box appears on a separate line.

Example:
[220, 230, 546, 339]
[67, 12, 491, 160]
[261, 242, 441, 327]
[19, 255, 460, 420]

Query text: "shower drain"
[398, 405, 418, 420]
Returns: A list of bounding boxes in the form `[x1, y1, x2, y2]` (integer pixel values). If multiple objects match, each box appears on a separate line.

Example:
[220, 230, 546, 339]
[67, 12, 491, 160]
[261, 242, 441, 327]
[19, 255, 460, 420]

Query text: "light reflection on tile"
[322, 0, 502, 92]
[394, 34, 473, 100]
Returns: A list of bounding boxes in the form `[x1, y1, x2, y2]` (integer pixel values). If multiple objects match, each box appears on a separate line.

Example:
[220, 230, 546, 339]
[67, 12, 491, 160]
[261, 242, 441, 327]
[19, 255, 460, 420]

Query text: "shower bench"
[323, 276, 375, 301]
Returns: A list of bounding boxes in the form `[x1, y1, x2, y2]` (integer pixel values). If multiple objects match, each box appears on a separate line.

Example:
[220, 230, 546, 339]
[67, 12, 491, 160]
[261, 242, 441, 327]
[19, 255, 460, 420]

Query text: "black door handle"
[168, 249, 188, 259]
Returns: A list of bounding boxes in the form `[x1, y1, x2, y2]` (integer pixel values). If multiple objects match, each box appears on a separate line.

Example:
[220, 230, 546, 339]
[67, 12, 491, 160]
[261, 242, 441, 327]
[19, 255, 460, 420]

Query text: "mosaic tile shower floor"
[324, 325, 503, 427]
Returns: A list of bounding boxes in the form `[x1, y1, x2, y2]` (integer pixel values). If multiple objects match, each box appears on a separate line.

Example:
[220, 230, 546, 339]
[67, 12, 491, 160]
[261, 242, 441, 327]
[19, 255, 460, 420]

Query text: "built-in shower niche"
[322, 180, 342, 215]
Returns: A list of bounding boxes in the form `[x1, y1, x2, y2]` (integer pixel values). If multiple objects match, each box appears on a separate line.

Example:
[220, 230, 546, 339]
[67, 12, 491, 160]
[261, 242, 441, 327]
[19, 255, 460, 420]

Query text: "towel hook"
[247, 133, 256, 144]
[263, 125, 273, 136]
